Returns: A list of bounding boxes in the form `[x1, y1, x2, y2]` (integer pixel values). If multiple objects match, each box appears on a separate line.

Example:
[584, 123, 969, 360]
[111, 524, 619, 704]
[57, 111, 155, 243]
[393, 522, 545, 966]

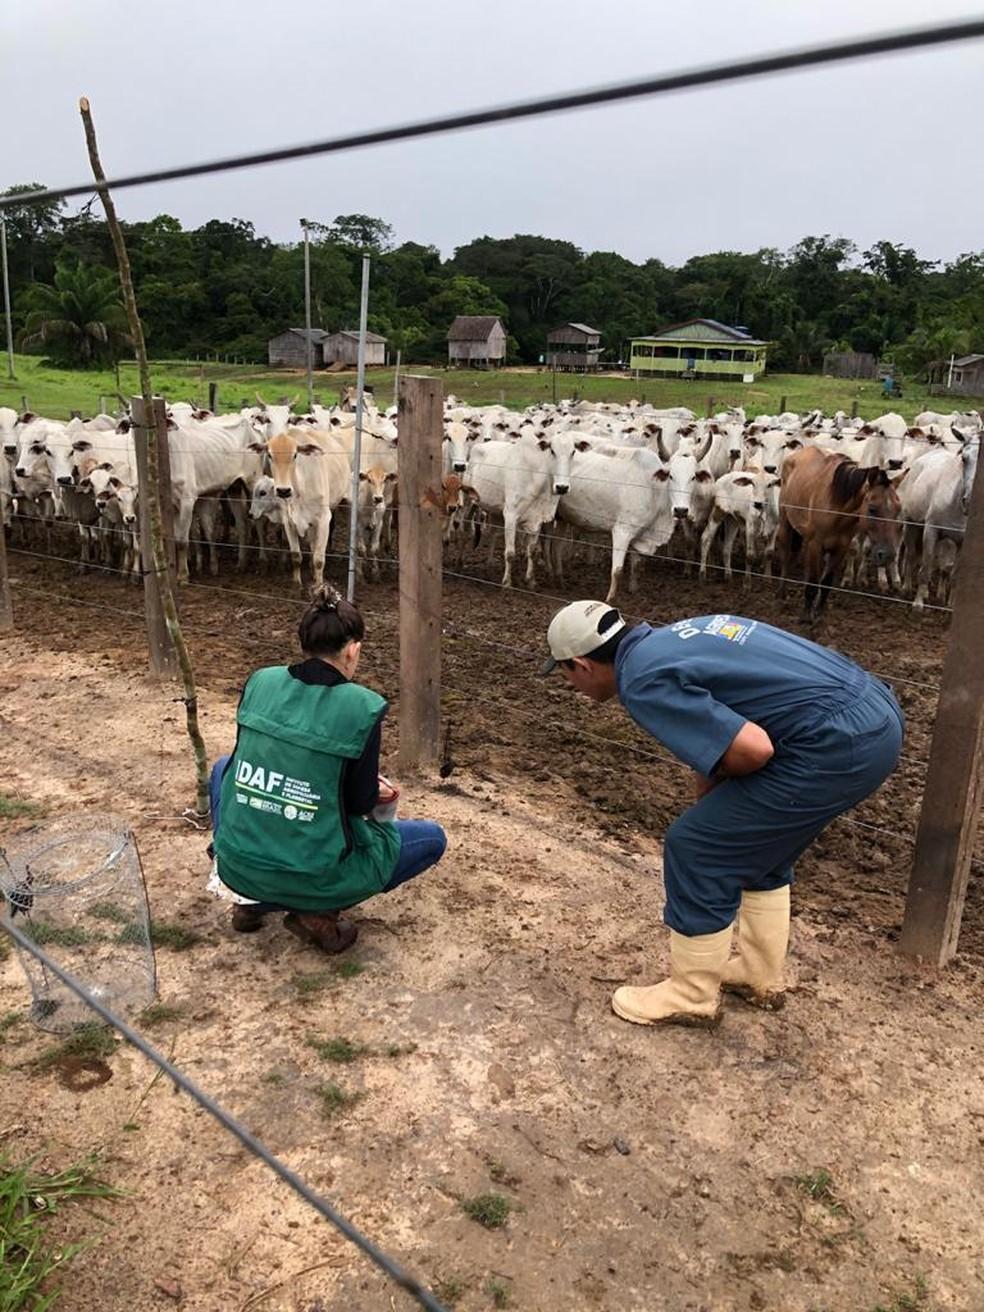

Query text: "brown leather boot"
[231, 904, 268, 933]
[283, 911, 358, 954]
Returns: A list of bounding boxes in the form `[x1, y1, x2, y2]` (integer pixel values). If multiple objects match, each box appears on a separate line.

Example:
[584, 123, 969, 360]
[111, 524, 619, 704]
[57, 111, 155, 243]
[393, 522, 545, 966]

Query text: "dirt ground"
[1, 547, 983, 1312]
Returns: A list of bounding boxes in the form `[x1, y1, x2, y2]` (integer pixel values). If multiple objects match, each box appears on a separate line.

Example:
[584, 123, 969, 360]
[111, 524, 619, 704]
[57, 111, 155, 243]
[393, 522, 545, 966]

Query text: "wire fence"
[3, 14, 984, 1300]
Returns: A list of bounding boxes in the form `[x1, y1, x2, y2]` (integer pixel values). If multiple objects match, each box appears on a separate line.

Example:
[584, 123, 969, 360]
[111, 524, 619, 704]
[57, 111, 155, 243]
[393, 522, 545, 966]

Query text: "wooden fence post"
[0, 506, 12, 635]
[397, 375, 443, 773]
[208, 381, 218, 412]
[899, 447, 984, 964]
[133, 395, 177, 678]
[779, 394, 787, 414]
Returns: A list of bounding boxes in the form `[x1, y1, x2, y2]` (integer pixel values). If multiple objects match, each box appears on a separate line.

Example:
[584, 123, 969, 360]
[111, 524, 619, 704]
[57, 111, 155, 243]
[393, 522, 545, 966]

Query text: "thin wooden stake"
[80, 96, 209, 817]
[397, 375, 443, 773]
[133, 395, 177, 679]
[899, 446, 984, 964]
[0, 504, 12, 635]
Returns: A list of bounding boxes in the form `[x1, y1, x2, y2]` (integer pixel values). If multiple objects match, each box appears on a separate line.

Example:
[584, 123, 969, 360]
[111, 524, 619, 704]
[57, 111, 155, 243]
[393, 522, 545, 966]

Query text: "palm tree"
[20, 261, 131, 367]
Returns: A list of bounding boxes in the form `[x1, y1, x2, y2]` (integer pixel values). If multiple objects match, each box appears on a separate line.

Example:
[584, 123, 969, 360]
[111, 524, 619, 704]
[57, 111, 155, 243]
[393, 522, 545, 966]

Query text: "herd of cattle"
[1, 393, 980, 621]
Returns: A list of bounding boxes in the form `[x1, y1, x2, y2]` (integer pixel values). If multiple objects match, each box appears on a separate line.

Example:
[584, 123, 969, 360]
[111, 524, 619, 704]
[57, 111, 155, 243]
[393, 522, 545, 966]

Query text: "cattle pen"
[3, 20, 984, 1312]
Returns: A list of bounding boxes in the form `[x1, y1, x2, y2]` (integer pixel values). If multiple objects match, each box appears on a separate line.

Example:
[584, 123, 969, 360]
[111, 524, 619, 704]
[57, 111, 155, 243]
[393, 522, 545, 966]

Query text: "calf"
[699, 467, 781, 587]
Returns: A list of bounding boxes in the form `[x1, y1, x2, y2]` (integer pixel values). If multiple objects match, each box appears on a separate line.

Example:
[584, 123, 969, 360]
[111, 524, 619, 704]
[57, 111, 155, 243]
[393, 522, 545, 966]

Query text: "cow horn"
[255, 392, 265, 406]
[655, 429, 670, 463]
[290, 393, 300, 407]
[951, 425, 966, 444]
[695, 432, 713, 463]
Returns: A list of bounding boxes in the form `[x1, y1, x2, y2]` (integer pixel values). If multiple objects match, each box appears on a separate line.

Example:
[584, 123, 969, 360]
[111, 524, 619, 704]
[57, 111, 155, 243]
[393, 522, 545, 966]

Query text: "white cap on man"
[541, 600, 627, 674]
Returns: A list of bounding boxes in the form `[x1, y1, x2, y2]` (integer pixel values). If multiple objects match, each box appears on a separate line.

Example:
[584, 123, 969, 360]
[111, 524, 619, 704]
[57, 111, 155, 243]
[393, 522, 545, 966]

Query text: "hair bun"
[313, 583, 342, 613]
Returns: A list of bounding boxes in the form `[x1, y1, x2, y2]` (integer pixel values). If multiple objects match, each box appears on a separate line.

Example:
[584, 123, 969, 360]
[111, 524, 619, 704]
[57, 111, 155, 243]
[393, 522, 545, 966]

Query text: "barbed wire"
[5, 19, 983, 208]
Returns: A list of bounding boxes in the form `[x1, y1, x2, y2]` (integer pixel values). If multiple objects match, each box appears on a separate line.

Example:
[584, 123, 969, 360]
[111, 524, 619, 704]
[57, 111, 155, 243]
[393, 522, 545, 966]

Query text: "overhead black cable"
[2, 19, 983, 209]
[0, 917, 448, 1312]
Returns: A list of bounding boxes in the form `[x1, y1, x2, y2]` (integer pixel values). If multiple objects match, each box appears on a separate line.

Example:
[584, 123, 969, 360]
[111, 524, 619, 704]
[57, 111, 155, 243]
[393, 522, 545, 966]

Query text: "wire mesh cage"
[0, 813, 157, 1034]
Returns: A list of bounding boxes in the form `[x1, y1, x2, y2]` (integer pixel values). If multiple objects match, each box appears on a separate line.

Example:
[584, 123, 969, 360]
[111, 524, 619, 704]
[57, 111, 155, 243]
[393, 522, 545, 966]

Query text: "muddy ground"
[1, 542, 982, 1311]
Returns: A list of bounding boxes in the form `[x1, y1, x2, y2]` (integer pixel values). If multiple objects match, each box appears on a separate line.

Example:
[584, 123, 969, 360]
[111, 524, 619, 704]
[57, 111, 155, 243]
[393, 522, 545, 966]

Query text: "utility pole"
[1, 217, 14, 380]
[301, 217, 314, 413]
[346, 254, 371, 602]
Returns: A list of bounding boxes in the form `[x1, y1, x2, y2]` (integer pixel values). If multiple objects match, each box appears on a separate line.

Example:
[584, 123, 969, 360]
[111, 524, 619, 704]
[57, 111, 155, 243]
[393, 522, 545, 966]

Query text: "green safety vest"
[215, 666, 400, 910]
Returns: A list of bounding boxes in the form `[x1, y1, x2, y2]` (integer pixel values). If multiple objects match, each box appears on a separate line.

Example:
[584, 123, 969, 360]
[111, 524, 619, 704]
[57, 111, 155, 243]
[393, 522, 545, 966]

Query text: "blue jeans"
[208, 756, 445, 907]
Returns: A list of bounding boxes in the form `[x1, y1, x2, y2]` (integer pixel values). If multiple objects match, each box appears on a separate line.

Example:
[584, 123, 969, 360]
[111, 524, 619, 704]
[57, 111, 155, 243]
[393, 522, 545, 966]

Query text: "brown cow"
[777, 445, 905, 624]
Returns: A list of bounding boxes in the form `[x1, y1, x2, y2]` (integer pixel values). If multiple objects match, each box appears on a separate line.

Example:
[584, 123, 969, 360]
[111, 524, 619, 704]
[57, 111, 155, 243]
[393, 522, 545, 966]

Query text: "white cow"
[467, 430, 587, 587]
[899, 438, 979, 610]
[742, 428, 803, 476]
[699, 467, 781, 587]
[251, 427, 351, 588]
[553, 446, 673, 602]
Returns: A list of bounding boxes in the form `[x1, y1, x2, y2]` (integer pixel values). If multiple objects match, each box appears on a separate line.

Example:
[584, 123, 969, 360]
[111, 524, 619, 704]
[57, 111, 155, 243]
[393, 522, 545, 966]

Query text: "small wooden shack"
[946, 354, 984, 396]
[823, 350, 879, 380]
[547, 323, 602, 372]
[447, 316, 507, 368]
[630, 318, 768, 382]
[323, 330, 388, 367]
[267, 328, 327, 368]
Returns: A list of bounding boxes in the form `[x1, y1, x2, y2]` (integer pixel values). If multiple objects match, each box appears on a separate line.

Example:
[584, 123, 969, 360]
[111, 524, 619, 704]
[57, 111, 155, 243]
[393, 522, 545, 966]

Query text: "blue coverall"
[615, 617, 904, 936]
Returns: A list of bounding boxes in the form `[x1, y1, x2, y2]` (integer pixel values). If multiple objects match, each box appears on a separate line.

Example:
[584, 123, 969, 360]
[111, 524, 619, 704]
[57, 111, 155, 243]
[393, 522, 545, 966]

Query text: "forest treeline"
[3, 183, 981, 374]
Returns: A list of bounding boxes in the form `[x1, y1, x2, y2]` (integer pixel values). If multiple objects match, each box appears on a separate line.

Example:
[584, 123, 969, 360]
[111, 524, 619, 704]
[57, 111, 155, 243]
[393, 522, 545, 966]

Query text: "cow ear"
[907, 426, 925, 439]
[109, 477, 122, 489]
[72, 439, 92, 451]
[859, 424, 873, 435]
[653, 468, 670, 482]
[786, 437, 802, 449]
[248, 441, 266, 453]
[694, 469, 714, 482]
[297, 443, 322, 455]
[538, 439, 550, 451]
[733, 475, 754, 486]
[575, 440, 591, 452]
[891, 468, 909, 487]
[359, 471, 368, 480]
[385, 472, 398, 482]
[98, 461, 114, 470]
[167, 418, 177, 430]
[745, 435, 761, 447]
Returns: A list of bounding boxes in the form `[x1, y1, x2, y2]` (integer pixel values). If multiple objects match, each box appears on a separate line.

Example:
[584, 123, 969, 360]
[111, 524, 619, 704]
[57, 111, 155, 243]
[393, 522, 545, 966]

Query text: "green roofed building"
[630, 318, 769, 382]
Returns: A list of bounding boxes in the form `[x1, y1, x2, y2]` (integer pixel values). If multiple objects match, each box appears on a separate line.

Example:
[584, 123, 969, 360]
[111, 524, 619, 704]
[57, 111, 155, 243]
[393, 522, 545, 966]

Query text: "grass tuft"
[794, 1168, 836, 1202]
[485, 1277, 512, 1307]
[148, 922, 199, 952]
[0, 794, 45, 820]
[0, 1150, 120, 1310]
[89, 902, 132, 925]
[872, 1275, 931, 1312]
[461, 1193, 513, 1230]
[292, 970, 334, 998]
[139, 1003, 185, 1027]
[35, 1022, 118, 1070]
[0, 1011, 22, 1044]
[433, 1276, 465, 1306]
[28, 922, 102, 948]
[384, 1041, 418, 1058]
[335, 961, 364, 979]
[307, 1037, 363, 1063]
[315, 1081, 360, 1119]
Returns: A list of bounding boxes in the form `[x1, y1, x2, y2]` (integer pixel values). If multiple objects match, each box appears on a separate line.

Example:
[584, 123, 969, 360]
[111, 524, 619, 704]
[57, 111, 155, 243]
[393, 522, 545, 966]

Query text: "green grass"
[88, 903, 131, 926]
[147, 922, 199, 952]
[0, 795, 45, 822]
[485, 1277, 512, 1307]
[0, 1151, 121, 1311]
[432, 1276, 466, 1306]
[314, 1081, 359, 1119]
[794, 1169, 837, 1202]
[461, 1193, 513, 1230]
[335, 961, 364, 979]
[26, 924, 101, 949]
[292, 970, 334, 998]
[0, 1012, 23, 1044]
[872, 1274, 931, 1311]
[35, 1022, 118, 1071]
[0, 352, 968, 423]
[138, 1003, 185, 1027]
[307, 1037, 364, 1063]
[114, 920, 198, 950]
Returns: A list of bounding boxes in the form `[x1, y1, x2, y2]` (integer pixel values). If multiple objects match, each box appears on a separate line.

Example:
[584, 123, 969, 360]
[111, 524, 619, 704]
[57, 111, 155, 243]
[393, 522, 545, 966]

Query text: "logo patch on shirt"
[673, 615, 757, 645]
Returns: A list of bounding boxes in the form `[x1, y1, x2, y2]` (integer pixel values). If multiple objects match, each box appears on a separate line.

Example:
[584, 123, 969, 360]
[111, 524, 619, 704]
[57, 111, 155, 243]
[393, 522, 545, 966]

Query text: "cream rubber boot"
[611, 926, 733, 1028]
[721, 886, 790, 1010]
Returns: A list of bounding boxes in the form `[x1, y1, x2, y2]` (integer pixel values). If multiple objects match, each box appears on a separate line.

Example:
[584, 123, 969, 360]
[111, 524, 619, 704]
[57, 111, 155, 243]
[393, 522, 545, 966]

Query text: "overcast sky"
[3, 1, 983, 268]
